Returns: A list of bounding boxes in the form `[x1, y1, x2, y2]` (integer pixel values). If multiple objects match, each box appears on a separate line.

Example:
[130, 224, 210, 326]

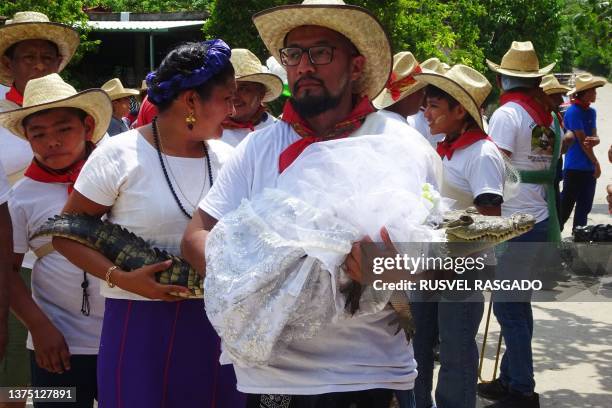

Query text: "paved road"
[475, 82, 612, 407]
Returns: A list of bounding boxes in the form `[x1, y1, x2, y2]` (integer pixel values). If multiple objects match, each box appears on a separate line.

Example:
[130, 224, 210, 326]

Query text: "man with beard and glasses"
[181, 1, 441, 407]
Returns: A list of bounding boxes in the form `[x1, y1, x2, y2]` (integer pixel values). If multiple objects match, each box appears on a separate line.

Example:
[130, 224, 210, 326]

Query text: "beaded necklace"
[152, 117, 213, 219]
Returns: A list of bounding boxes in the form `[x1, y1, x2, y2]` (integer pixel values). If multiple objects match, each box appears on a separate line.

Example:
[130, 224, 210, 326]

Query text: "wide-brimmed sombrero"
[253, 0, 392, 99]
[540, 74, 571, 95]
[0, 11, 80, 86]
[101, 78, 140, 101]
[231, 48, 283, 102]
[567, 73, 607, 96]
[486, 41, 555, 78]
[415, 64, 492, 131]
[0, 73, 111, 143]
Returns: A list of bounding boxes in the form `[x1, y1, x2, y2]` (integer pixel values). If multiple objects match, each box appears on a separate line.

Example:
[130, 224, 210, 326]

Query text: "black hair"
[4, 40, 59, 59]
[425, 85, 478, 127]
[148, 41, 234, 112]
[23, 107, 88, 128]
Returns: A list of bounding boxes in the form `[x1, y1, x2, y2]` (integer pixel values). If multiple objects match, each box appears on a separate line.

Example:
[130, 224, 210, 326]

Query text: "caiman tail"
[33, 214, 203, 298]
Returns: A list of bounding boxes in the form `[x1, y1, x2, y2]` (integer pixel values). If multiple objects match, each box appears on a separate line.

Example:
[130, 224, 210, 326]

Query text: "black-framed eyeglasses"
[279, 46, 336, 66]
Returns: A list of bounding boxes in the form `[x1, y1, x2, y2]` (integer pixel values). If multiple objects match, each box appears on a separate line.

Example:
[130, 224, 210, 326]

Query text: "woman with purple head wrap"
[54, 39, 245, 406]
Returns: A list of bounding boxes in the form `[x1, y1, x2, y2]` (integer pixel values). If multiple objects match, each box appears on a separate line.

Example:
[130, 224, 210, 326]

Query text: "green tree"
[477, 0, 564, 71]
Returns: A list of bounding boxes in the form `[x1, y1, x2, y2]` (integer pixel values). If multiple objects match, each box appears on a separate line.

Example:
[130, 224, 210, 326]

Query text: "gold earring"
[186, 111, 196, 130]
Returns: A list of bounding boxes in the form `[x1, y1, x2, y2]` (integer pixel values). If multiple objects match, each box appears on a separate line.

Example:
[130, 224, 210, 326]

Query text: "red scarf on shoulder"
[436, 129, 492, 160]
[278, 96, 375, 173]
[500, 90, 552, 127]
[24, 143, 94, 193]
[5, 85, 24, 106]
[572, 99, 591, 110]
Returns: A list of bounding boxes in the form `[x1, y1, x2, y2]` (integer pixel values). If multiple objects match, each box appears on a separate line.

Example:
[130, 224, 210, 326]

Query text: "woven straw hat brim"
[544, 86, 571, 95]
[415, 72, 485, 131]
[253, 4, 392, 100]
[0, 22, 80, 86]
[109, 89, 140, 101]
[0, 89, 111, 144]
[567, 78, 607, 96]
[237, 72, 284, 102]
[486, 59, 555, 78]
[372, 82, 426, 110]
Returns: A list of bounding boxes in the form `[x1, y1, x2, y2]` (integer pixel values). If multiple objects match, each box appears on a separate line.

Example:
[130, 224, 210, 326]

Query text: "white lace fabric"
[205, 134, 448, 366]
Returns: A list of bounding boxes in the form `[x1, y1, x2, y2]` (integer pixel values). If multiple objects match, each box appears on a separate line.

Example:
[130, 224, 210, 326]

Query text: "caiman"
[32, 213, 203, 298]
[349, 207, 536, 343]
[34, 208, 535, 339]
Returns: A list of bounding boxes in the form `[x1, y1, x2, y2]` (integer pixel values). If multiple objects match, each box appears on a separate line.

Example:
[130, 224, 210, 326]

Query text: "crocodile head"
[442, 207, 536, 242]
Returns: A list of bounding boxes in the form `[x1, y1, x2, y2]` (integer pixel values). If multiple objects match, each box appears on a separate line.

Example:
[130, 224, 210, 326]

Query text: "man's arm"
[572, 129, 601, 177]
[181, 208, 219, 276]
[0, 203, 11, 361]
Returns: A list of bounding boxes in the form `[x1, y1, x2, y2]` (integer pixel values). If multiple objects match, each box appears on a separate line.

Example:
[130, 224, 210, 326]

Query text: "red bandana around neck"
[436, 129, 492, 160]
[222, 105, 268, 131]
[278, 96, 375, 173]
[572, 99, 591, 110]
[500, 90, 552, 127]
[6, 85, 24, 106]
[24, 143, 94, 193]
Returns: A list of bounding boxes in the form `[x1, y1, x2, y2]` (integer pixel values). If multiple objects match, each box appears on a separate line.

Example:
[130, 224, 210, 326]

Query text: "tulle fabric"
[205, 134, 449, 366]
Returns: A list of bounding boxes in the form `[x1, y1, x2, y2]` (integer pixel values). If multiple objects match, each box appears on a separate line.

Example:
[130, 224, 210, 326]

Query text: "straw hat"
[540, 74, 571, 95]
[415, 64, 492, 131]
[101, 78, 140, 101]
[0, 11, 80, 86]
[567, 73, 607, 96]
[253, 0, 392, 99]
[231, 48, 283, 102]
[486, 41, 555, 78]
[373, 52, 424, 109]
[421, 58, 449, 74]
[0, 74, 111, 143]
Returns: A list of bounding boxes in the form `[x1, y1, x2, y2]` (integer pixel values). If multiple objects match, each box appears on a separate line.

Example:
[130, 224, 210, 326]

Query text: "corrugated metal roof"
[87, 20, 205, 32]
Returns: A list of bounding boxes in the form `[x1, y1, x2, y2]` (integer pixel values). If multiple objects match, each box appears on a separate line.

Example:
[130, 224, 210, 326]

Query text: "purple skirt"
[98, 298, 245, 408]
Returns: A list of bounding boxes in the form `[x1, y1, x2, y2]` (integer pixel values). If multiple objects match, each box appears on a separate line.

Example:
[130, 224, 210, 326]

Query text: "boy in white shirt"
[0, 73, 111, 407]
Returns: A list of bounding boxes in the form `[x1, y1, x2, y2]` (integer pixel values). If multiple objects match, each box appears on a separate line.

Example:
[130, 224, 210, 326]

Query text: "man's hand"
[31, 321, 71, 374]
[607, 184, 612, 214]
[583, 135, 600, 148]
[343, 227, 397, 284]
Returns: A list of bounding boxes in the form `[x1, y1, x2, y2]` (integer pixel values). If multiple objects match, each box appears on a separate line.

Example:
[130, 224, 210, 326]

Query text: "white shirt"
[75, 129, 234, 300]
[0, 164, 9, 204]
[9, 178, 105, 354]
[220, 112, 276, 147]
[0, 99, 34, 181]
[442, 139, 505, 200]
[201, 111, 442, 394]
[407, 109, 445, 149]
[488, 102, 552, 222]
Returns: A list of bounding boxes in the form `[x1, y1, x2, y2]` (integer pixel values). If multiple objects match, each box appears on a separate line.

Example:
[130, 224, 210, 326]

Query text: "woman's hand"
[113, 260, 191, 301]
[31, 321, 71, 374]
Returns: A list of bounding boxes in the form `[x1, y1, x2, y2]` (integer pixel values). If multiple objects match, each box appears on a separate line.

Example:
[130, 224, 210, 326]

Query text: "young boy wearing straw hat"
[100, 78, 139, 136]
[558, 73, 607, 231]
[373, 51, 428, 117]
[412, 64, 505, 408]
[0, 11, 80, 184]
[404, 57, 449, 148]
[0, 73, 110, 407]
[478, 40, 559, 408]
[221, 48, 283, 147]
[182, 1, 442, 406]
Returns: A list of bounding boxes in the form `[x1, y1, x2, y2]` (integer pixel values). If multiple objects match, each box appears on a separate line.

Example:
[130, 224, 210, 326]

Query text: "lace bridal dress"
[205, 134, 448, 366]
